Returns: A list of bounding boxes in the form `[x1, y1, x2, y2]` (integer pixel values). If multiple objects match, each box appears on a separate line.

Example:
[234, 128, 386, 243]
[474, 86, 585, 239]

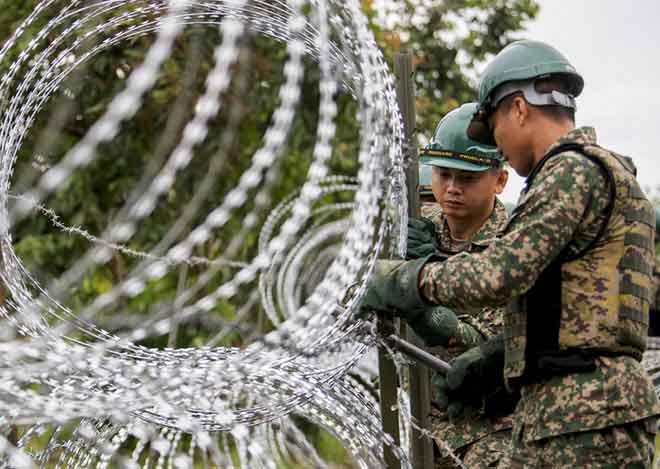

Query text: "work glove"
[406, 217, 438, 259]
[356, 255, 434, 319]
[406, 306, 459, 347]
[434, 334, 516, 421]
[433, 372, 479, 422]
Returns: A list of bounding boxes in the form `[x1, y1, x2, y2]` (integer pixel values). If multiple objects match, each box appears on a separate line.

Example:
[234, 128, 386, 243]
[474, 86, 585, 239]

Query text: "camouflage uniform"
[421, 200, 513, 468]
[420, 127, 660, 466]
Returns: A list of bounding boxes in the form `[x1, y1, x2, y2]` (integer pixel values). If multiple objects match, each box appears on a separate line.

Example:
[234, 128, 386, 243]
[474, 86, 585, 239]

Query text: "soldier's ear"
[494, 169, 508, 194]
[512, 95, 529, 127]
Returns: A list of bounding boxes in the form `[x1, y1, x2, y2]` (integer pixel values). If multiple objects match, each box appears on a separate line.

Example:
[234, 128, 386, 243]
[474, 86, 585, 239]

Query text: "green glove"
[407, 306, 459, 347]
[446, 333, 505, 394]
[357, 267, 459, 349]
[434, 334, 507, 421]
[357, 256, 433, 318]
[432, 373, 478, 422]
[406, 217, 438, 260]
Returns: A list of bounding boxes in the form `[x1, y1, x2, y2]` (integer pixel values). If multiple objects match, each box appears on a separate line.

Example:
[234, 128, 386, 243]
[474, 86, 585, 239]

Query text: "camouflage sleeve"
[419, 153, 609, 311]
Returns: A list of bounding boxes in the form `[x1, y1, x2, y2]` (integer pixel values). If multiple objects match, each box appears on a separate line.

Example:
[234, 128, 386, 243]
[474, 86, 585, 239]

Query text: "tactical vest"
[504, 143, 656, 386]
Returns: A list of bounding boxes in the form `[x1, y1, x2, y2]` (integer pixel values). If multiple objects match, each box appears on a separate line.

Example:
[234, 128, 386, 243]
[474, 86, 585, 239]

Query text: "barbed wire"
[0, 0, 414, 467]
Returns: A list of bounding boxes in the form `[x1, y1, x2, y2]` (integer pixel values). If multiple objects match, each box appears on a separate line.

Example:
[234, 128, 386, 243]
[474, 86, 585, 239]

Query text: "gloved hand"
[434, 334, 507, 421]
[432, 372, 479, 422]
[406, 217, 438, 259]
[407, 306, 459, 347]
[356, 256, 434, 318]
[446, 334, 504, 391]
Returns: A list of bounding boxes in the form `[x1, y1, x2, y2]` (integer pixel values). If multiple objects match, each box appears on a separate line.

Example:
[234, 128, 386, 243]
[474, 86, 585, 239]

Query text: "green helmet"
[468, 40, 584, 144]
[419, 164, 433, 197]
[420, 103, 503, 172]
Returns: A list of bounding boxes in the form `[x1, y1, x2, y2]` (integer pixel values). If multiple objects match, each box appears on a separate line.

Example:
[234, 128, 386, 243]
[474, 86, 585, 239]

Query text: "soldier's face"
[489, 97, 535, 177]
[431, 167, 507, 220]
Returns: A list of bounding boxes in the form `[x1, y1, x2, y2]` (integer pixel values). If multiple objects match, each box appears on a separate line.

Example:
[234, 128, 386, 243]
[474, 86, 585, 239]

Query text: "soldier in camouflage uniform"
[360, 40, 659, 467]
[389, 103, 513, 467]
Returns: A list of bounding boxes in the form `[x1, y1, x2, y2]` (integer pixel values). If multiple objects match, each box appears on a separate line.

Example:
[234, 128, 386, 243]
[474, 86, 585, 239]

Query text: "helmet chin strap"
[490, 79, 577, 111]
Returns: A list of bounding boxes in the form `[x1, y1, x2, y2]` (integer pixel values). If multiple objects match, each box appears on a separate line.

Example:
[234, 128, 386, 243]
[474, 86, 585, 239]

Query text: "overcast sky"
[499, 0, 660, 204]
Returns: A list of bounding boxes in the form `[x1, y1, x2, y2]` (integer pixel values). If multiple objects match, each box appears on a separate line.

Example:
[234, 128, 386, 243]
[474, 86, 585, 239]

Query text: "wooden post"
[377, 318, 402, 469]
[394, 52, 434, 469]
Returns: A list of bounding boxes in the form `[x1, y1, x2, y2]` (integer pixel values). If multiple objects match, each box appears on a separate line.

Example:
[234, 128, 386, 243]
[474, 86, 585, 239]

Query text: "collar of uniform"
[428, 198, 507, 252]
[545, 126, 597, 155]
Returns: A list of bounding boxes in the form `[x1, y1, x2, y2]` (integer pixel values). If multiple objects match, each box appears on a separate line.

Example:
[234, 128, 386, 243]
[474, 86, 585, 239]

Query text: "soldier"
[385, 103, 513, 467]
[360, 40, 659, 466]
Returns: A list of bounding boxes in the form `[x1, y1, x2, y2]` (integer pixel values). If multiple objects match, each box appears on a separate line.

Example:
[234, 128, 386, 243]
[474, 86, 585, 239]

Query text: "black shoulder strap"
[526, 143, 617, 262]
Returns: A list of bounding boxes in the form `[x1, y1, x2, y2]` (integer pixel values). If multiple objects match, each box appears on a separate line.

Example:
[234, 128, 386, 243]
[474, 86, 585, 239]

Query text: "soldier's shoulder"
[531, 151, 606, 195]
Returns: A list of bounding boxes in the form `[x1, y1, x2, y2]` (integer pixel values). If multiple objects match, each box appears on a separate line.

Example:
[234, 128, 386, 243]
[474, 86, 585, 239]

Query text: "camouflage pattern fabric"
[418, 127, 660, 457]
[429, 409, 512, 467]
[420, 200, 512, 461]
[505, 417, 656, 468]
[422, 199, 507, 256]
[515, 356, 658, 442]
[434, 429, 511, 469]
[462, 430, 511, 468]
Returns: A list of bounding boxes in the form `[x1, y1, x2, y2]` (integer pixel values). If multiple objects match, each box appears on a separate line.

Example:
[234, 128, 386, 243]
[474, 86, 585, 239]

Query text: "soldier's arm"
[419, 153, 609, 311]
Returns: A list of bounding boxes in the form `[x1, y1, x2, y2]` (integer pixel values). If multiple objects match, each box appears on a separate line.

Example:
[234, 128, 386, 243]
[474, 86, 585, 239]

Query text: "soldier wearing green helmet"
[385, 103, 513, 467]
[467, 39, 583, 148]
[359, 40, 659, 466]
[414, 103, 508, 257]
[420, 104, 512, 468]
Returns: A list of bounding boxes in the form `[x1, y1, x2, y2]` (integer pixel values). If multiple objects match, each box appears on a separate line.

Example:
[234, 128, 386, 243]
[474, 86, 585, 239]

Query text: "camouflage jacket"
[421, 199, 513, 450]
[419, 127, 660, 441]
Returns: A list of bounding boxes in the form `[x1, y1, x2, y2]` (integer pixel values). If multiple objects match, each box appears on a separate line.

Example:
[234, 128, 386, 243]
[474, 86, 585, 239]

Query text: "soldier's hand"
[432, 373, 478, 422]
[406, 217, 438, 259]
[406, 306, 459, 347]
[343, 275, 397, 321]
[446, 334, 505, 396]
[356, 258, 432, 319]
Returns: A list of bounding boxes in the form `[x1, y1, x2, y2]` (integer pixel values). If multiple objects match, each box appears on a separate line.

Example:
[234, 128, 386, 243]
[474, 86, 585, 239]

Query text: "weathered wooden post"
[394, 51, 434, 469]
[377, 316, 402, 469]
